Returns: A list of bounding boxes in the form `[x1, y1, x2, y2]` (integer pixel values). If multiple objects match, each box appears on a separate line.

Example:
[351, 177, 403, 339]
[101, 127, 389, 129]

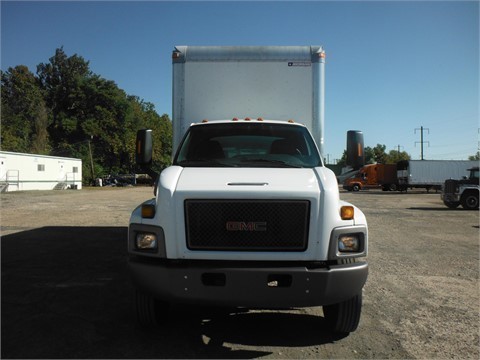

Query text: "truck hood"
[146, 165, 355, 261]
[174, 167, 320, 198]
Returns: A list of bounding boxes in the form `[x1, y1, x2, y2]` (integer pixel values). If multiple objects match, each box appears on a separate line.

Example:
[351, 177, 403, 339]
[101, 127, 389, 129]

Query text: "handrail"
[2, 170, 20, 191]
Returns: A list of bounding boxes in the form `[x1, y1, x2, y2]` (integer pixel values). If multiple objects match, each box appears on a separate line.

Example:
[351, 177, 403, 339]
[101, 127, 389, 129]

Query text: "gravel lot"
[1, 187, 479, 359]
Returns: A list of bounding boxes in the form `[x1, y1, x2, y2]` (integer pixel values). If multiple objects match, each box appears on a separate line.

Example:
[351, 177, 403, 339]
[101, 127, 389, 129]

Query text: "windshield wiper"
[240, 159, 302, 168]
[176, 159, 231, 167]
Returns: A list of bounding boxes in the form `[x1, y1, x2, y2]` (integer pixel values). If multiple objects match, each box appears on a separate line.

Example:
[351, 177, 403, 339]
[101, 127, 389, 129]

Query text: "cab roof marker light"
[288, 119, 295, 123]
[245, 117, 251, 121]
[257, 117, 264, 121]
[232, 117, 239, 121]
[202, 119, 208, 123]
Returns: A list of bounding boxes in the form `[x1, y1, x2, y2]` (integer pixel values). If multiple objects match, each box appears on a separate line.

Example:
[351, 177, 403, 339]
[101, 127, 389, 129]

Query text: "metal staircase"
[0, 170, 19, 193]
[54, 172, 77, 190]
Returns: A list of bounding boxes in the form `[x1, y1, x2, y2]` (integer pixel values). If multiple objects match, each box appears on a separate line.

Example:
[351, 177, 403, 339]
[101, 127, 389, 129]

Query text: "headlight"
[329, 226, 367, 259]
[338, 234, 361, 252]
[135, 233, 157, 250]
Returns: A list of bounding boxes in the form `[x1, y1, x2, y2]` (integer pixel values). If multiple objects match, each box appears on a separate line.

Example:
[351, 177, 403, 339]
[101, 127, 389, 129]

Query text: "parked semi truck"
[397, 160, 478, 192]
[129, 46, 368, 334]
[441, 166, 479, 210]
[343, 163, 397, 191]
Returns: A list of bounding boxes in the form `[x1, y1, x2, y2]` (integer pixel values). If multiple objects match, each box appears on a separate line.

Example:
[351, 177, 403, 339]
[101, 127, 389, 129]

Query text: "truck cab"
[343, 163, 397, 192]
[343, 164, 376, 192]
[442, 167, 479, 210]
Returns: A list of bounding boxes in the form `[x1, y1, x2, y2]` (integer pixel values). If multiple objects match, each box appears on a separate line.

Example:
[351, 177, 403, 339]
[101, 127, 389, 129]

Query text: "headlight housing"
[329, 225, 367, 259]
[129, 224, 166, 257]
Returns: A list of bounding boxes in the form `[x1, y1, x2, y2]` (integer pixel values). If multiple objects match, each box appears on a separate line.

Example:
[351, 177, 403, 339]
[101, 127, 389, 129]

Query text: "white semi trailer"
[397, 160, 478, 192]
[129, 46, 368, 334]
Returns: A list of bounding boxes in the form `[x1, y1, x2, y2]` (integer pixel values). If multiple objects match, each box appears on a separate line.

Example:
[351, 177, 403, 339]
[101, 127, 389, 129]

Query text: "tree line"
[337, 145, 480, 165]
[337, 143, 411, 166]
[1, 47, 172, 184]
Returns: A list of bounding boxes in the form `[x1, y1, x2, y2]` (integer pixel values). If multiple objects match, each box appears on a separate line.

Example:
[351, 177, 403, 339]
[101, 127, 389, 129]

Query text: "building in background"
[0, 151, 82, 192]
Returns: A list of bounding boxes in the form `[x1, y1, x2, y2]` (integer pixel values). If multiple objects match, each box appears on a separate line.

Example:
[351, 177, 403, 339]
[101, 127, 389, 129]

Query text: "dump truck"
[129, 46, 368, 334]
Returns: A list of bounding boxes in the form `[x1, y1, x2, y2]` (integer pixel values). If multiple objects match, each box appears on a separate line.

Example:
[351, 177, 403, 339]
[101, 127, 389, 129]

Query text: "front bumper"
[441, 193, 460, 202]
[128, 258, 368, 308]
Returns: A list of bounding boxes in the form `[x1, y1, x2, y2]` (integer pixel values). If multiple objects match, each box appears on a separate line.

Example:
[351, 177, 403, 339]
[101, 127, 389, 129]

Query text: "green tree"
[124, 97, 172, 173]
[337, 144, 411, 166]
[386, 149, 411, 164]
[364, 146, 376, 164]
[3, 47, 173, 184]
[37, 46, 92, 148]
[1, 65, 50, 153]
[468, 151, 480, 161]
[372, 144, 387, 164]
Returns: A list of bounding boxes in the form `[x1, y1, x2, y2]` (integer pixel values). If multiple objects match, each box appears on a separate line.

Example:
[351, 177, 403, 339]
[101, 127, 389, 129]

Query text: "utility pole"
[415, 126, 430, 160]
[88, 136, 95, 184]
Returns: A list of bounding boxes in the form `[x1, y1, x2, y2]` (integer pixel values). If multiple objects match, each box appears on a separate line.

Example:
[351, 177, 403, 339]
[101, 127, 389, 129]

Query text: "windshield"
[470, 169, 479, 180]
[174, 122, 322, 168]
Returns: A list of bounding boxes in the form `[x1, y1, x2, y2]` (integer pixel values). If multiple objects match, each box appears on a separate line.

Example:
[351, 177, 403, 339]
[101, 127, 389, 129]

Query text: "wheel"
[352, 184, 360, 192]
[134, 289, 170, 328]
[443, 201, 460, 209]
[389, 183, 397, 191]
[461, 191, 479, 210]
[323, 292, 362, 334]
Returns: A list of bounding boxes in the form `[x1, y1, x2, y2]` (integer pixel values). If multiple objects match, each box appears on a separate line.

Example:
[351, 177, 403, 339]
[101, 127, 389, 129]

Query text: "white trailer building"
[0, 151, 82, 192]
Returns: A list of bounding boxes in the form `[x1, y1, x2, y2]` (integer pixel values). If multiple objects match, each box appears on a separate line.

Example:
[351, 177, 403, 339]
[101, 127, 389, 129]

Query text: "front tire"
[323, 292, 362, 334]
[461, 191, 479, 210]
[135, 289, 170, 328]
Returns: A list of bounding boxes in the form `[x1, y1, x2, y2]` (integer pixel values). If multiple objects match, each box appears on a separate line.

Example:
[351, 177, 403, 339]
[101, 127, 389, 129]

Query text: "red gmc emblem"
[226, 221, 267, 232]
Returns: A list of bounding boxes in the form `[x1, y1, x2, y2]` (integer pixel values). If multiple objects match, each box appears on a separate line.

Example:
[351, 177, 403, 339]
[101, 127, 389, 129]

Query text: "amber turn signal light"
[340, 206, 354, 220]
[141, 204, 156, 219]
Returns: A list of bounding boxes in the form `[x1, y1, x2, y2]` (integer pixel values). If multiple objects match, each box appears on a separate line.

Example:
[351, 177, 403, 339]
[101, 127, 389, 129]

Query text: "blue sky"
[2, 1, 479, 162]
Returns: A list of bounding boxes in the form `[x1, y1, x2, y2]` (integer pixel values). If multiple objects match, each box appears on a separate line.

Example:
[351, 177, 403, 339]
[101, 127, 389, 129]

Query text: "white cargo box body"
[172, 46, 325, 154]
[401, 160, 478, 186]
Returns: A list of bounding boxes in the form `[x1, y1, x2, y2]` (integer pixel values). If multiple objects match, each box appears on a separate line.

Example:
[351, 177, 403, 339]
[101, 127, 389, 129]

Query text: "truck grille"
[444, 179, 457, 194]
[185, 200, 310, 251]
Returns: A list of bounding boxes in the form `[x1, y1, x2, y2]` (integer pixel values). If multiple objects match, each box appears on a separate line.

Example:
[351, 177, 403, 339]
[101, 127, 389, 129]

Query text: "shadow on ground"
[2, 227, 343, 359]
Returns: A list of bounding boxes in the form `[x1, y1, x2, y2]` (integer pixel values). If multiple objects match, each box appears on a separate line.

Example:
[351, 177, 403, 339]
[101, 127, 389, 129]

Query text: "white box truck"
[129, 46, 368, 334]
[397, 160, 478, 192]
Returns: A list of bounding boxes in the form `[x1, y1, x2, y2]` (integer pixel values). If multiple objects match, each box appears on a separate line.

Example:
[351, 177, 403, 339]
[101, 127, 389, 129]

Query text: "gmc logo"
[226, 221, 267, 232]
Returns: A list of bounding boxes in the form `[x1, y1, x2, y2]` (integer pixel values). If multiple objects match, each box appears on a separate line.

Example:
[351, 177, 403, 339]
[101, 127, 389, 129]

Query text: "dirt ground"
[1, 187, 479, 359]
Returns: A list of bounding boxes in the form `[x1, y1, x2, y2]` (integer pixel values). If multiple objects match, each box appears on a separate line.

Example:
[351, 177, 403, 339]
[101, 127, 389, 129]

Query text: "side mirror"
[346, 130, 365, 170]
[136, 129, 153, 165]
